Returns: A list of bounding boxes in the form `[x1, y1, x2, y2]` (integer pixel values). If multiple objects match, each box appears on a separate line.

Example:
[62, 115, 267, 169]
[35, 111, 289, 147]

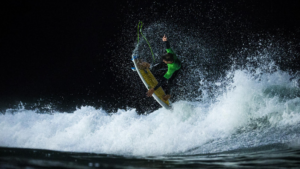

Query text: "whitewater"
[1, 69, 300, 156]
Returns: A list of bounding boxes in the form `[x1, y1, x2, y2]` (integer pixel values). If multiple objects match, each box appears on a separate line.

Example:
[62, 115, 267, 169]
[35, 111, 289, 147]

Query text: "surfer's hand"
[162, 34, 167, 41]
[146, 88, 155, 97]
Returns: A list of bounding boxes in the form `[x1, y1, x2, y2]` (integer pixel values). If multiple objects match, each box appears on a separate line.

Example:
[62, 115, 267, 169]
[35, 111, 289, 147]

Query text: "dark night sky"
[2, 1, 118, 93]
[1, 1, 125, 111]
[1, 0, 300, 112]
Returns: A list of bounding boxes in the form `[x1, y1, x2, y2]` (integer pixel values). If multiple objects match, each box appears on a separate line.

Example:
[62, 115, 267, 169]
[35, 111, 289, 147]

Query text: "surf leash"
[137, 21, 155, 62]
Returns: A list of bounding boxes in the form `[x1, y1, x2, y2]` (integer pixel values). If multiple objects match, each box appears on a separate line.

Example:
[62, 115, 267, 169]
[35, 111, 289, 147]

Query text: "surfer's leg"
[162, 82, 170, 101]
[165, 69, 181, 97]
[164, 82, 170, 95]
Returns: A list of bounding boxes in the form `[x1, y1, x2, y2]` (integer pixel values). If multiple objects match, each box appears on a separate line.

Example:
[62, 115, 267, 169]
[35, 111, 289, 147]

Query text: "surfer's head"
[162, 53, 174, 64]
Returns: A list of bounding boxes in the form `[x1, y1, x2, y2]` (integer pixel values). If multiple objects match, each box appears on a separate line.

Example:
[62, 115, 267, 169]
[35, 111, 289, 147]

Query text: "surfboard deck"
[132, 55, 171, 109]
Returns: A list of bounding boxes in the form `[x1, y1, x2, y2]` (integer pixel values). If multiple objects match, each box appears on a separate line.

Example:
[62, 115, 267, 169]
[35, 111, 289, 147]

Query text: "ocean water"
[1, 70, 300, 168]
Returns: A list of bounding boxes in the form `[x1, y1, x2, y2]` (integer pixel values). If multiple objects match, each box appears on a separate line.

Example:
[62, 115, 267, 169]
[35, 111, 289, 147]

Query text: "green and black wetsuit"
[153, 41, 181, 94]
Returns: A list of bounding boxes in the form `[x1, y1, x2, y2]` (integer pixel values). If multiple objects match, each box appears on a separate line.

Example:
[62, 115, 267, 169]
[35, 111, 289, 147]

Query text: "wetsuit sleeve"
[154, 77, 167, 90]
[164, 41, 171, 49]
[164, 41, 177, 60]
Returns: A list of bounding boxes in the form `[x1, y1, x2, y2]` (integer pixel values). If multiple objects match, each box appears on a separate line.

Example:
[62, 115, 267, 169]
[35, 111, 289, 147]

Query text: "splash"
[1, 69, 300, 156]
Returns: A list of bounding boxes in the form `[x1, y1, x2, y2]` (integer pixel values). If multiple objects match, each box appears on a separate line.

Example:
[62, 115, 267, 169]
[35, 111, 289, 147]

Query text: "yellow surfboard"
[132, 55, 171, 109]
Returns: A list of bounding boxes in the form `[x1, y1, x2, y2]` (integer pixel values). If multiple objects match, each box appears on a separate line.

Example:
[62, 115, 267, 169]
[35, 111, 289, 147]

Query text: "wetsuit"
[153, 41, 181, 94]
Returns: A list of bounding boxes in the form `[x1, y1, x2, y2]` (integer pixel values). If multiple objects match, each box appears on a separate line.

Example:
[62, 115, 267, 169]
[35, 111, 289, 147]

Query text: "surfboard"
[132, 55, 171, 109]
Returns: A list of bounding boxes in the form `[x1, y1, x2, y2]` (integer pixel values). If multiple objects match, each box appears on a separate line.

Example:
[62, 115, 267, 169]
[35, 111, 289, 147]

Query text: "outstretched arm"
[162, 35, 171, 49]
[162, 34, 167, 41]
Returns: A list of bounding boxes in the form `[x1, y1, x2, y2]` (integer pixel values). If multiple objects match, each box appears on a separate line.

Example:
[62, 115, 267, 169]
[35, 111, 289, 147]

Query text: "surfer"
[145, 35, 181, 101]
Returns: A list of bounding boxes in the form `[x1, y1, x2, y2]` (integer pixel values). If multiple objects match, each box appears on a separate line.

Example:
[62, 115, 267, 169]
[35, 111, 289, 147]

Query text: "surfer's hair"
[162, 53, 174, 62]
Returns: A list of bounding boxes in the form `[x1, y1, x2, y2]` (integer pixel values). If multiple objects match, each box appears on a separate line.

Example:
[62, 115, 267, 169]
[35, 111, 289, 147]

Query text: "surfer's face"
[163, 60, 173, 64]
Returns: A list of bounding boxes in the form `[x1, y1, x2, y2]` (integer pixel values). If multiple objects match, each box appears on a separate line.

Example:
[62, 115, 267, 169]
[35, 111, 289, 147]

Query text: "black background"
[1, 0, 300, 113]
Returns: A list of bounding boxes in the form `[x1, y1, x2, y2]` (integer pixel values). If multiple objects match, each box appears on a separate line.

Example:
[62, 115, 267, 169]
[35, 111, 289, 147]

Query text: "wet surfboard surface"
[132, 55, 171, 109]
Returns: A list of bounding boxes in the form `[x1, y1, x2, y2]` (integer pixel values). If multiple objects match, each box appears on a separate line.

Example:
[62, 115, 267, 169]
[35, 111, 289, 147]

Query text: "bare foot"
[138, 62, 150, 69]
[163, 94, 171, 101]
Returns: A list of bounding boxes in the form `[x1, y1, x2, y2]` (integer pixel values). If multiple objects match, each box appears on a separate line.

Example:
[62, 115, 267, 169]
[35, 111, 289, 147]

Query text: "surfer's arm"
[164, 41, 171, 49]
[163, 35, 172, 52]
[164, 41, 177, 58]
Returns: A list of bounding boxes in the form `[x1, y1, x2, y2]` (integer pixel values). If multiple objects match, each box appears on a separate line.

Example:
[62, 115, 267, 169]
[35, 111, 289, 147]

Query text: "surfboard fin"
[132, 55, 139, 61]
